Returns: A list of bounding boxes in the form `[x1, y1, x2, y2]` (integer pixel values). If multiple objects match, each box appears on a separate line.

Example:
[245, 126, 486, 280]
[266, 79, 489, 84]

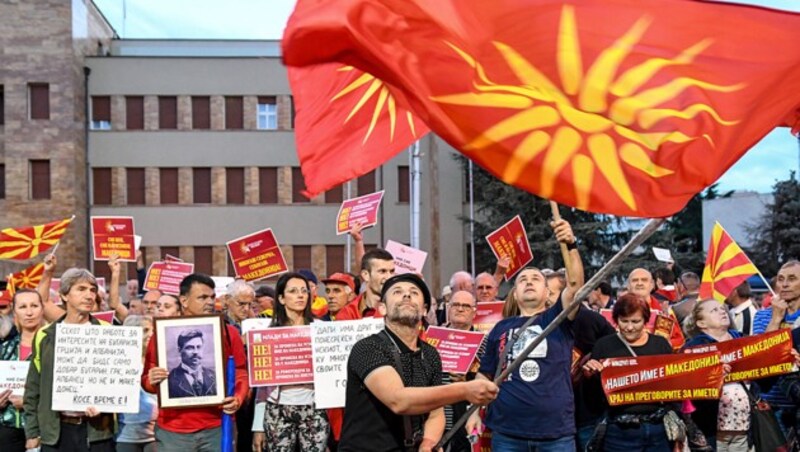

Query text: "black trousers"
[41, 422, 115, 452]
[0, 425, 26, 452]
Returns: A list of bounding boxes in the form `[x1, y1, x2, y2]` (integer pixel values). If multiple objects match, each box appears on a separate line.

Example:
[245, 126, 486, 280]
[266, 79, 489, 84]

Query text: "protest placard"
[90, 216, 136, 262]
[248, 326, 313, 387]
[52, 324, 142, 413]
[226, 228, 288, 282]
[473, 302, 504, 333]
[211, 276, 234, 298]
[485, 215, 533, 280]
[684, 329, 795, 382]
[601, 351, 724, 406]
[335, 191, 385, 235]
[385, 240, 427, 274]
[311, 318, 385, 408]
[652, 247, 674, 263]
[425, 327, 485, 374]
[144, 261, 195, 295]
[0, 361, 30, 396]
[242, 318, 273, 336]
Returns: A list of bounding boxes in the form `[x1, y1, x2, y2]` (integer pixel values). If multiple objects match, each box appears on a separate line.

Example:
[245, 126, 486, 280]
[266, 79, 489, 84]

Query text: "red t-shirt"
[335, 294, 384, 321]
[141, 323, 249, 433]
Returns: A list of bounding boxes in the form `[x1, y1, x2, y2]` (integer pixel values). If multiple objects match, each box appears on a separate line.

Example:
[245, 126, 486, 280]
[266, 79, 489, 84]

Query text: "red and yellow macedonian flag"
[283, 0, 800, 217]
[0, 217, 74, 260]
[288, 64, 429, 198]
[699, 222, 758, 302]
[7, 263, 45, 295]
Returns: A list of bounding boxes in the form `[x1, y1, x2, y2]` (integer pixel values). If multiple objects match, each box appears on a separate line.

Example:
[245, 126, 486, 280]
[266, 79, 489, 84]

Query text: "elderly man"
[449, 271, 474, 293]
[754, 261, 800, 334]
[128, 297, 145, 316]
[626, 268, 684, 348]
[141, 289, 162, 317]
[321, 273, 356, 321]
[475, 273, 499, 303]
[224, 279, 255, 333]
[339, 274, 498, 451]
[126, 278, 139, 302]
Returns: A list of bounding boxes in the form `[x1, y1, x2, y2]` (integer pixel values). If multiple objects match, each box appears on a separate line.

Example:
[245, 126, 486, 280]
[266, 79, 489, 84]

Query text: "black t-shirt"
[339, 327, 443, 452]
[590, 333, 673, 417]
[572, 306, 616, 426]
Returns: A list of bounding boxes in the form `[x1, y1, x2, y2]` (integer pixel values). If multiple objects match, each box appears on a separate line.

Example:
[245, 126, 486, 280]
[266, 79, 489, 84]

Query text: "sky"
[93, 0, 800, 195]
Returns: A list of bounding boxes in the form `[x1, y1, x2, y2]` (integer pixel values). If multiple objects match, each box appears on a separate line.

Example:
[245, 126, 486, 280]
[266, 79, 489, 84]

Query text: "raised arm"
[107, 253, 129, 322]
[552, 219, 584, 321]
[349, 221, 366, 267]
[38, 254, 65, 322]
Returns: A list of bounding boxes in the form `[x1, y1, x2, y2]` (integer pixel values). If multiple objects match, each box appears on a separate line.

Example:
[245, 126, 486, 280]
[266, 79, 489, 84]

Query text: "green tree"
[746, 171, 800, 275]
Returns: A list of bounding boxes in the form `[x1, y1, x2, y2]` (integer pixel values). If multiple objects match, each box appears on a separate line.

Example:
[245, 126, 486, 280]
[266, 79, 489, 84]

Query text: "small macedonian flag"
[0, 216, 74, 260]
[700, 222, 758, 302]
[7, 263, 45, 294]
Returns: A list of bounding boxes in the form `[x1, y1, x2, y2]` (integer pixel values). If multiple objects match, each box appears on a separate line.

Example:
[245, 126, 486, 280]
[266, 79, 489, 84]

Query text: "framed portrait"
[154, 315, 226, 408]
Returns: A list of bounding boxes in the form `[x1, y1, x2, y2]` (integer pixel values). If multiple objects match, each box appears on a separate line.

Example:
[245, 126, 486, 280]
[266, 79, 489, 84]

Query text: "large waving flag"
[700, 222, 758, 302]
[0, 216, 74, 260]
[283, 0, 800, 217]
[289, 64, 429, 198]
[7, 263, 45, 295]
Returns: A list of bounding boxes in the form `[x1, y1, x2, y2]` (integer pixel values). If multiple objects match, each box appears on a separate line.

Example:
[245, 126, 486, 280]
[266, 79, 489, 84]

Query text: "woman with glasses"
[252, 272, 329, 452]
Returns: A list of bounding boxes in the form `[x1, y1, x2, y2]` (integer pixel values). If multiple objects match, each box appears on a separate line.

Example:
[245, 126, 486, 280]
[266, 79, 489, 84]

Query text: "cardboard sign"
[485, 215, 533, 280]
[652, 247, 674, 263]
[91, 310, 115, 324]
[242, 318, 273, 336]
[335, 190, 385, 235]
[144, 261, 195, 295]
[473, 302, 505, 333]
[165, 254, 183, 263]
[226, 228, 288, 282]
[385, 240, 427, 275]
[90, 216, 136, 262]
[211, 276, 235, 298]
[311, 318, 385, 409]
[600, 309, 661, 333]
[248, 326, 313, 387]
[52, 324, 143, 413]
[601, 351, 724, 406]
[684, 329, 795, 383]
[425, 327, 485, 374]
[0, 361, 30, 396]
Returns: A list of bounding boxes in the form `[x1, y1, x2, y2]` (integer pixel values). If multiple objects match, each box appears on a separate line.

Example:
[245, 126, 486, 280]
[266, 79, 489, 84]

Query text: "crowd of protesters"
[1, 217, 799, 452]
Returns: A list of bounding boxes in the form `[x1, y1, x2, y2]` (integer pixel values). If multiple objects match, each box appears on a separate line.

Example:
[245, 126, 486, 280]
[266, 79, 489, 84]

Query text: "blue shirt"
[752, 308, 800, 335]
[479, 302, 575, 440]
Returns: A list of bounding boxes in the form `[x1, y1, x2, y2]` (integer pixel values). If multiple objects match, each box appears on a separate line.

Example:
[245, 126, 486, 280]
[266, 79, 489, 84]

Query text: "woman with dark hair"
[582, 293, 675, 451]
[252, 272, 329, 452]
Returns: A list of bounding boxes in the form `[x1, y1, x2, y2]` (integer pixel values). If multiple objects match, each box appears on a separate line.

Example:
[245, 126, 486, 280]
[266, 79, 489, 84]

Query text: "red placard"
[684, 329, 795, 383]
[247, 326, 313, 386]
[485, 215, 533, 280]
[335, 190, 385, 235]
[425, 327, 486, 374]
[91, 310, 115, 324]
[473, 302, 504, 333]
[226, 228, 288, 282]
[90, 216, 136, 262]
[144, 261, 195, 296]
[600, 309, 661, 333]
[600, 352, 724, 406]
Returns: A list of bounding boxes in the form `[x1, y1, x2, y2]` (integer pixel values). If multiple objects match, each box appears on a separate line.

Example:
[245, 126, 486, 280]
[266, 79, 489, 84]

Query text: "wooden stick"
[549, 201, 572, 277]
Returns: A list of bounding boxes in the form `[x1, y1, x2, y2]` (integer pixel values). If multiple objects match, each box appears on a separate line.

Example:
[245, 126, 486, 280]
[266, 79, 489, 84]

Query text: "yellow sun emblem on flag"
[431, 5, 744, 211]
[332, 66, 420, 144]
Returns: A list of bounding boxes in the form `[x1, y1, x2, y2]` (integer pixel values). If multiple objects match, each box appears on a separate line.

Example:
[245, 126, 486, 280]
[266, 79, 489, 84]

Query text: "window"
[326, 245, 345, 274]
[256, 96, 278, 130]
[126, 168, 145, 205]
[158, 96, 177, 129]
[259, 167, 278, 204]
[357, 170, 376, 196]
[0, 164, 5, 199]
[28, 83, 49, 120]
[159, 168, 178, 204]
[193, 168, 212, 203]
[225, 96, 243, 130]
[194, 246, 213, 275]
[126, 96, 144, 130]
[191, 96, 210, 129]
[293, 245, 312, 271]
[226, 167, 245, 204]
[292, 167, 309, 203]
[30, 160, 50, 199]
[0, 85, 5, 125]
[161, 247, 179, 261]
[397, 165, 410, 203]
[93, 168, 112, 205]
[91, 96, 111, 130]
[325, 185, 344, 204]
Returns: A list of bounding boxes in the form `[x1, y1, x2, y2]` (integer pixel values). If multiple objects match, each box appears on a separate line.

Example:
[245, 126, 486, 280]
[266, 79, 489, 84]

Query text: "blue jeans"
[155, 426, 222, 452]
[576, 423, 598, 451]
[491, 431, 575, 452]
[604, 422, 671, 452]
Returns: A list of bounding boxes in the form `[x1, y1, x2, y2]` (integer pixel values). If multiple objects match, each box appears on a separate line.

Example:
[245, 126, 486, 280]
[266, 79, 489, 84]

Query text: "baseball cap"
[297, 269, 319, 285]
[0, 290, 12, 308]
[380, 273, 431, 307]
[442, 285, 452, 297]
[322, 273, 355, 292]
[255, 286, 275, 299]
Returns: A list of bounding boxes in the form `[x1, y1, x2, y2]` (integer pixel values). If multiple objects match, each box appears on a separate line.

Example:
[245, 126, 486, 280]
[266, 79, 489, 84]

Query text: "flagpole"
[438, 217, 667, 449]
[345, 181, 352, 273]
[549, 201, 573, 277]
[468, 160, 476, 276]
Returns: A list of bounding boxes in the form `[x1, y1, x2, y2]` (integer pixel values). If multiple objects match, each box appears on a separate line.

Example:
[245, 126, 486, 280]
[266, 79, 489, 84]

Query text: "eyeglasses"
[285, 288, 309, 295]
[450, 303, 476, 311]
[476, 285, 495, 291]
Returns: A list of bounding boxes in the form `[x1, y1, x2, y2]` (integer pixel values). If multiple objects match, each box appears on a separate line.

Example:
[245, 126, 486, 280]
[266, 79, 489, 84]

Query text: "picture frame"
[153, 314, 226, 408]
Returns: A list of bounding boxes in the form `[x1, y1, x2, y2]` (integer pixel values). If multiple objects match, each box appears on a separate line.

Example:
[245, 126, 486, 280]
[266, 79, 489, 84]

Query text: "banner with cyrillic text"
[91, 216, 136, 262]
[601, 351, 724, 406]
[684, 329, 794, 383]
[385, 240, 427, 275]
[485, 215, 533, 280]
[144, 261, 195, 295]
[425, 327, 485, 374]
[0, 361, 30, 396]
[52, 324, 142, 413]
[247, 326, 313, 387]
[227, 228, 288, 282]
[473, 302, 504, 333]
[311, 318, 385, 409]
[335, 191, 384, 235]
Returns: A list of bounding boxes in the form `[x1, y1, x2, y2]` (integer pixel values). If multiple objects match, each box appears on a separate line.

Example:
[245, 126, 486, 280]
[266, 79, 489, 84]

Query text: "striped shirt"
[752, 308, 800, 407]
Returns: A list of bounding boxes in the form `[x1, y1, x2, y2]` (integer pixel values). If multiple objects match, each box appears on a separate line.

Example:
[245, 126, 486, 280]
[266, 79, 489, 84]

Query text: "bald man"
[626, 268, 685, 349]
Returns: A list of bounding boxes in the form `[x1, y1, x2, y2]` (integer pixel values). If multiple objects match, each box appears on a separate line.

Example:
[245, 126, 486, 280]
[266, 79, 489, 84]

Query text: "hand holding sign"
[485, 215, 533, 281]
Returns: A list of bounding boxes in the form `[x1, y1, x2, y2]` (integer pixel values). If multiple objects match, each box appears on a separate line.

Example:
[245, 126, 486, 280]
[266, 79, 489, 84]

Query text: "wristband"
[566, 241, 578, 251]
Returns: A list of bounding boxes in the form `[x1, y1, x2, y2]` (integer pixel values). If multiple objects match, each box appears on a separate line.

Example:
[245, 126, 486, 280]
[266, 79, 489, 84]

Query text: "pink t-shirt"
[19, 344, 32, 361]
